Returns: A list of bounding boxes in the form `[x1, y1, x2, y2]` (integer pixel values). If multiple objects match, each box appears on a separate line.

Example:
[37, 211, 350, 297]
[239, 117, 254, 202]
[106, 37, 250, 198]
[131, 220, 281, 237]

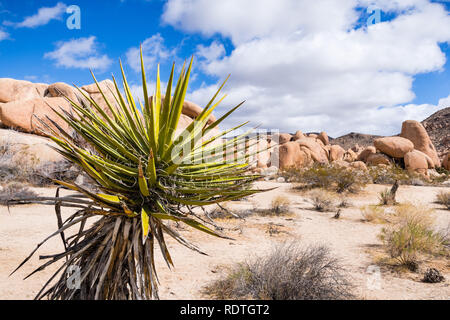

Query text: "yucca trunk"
[44, 215, 158, 300]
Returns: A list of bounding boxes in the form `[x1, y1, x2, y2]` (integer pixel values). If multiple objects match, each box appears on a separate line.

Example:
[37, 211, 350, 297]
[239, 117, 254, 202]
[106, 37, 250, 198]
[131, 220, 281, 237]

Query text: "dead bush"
[270, 196, 291, 215]
[0, 182, 38, 205]
[422, 268, 445, 283]
[436, 191, 450, 210]
[307, 189, 337, 212]
[203, 242, 354, 300]
[0, 137, 80, 186]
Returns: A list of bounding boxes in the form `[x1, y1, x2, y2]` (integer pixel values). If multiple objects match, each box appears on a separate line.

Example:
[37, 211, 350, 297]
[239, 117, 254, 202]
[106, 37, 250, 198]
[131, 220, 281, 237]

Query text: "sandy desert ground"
[0, 181, 449, 300]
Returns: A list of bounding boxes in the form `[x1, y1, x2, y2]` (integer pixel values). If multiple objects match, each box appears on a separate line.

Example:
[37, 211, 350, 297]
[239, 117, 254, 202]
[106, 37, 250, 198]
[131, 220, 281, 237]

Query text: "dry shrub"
[204, 242, 354, 300]
[338, 197, 351, 208]
[378, 204, 447, 270]
[307, 189, 337, 212]
[283, 164, 369, 193]
[361, 205, 388, 224]
[270, 196, 291, 215]
[208, 202, 236, 219]
[436, 191, 450, 210]
[0, 182, 38, 205]
[250, 196, 292, 217]
[0, 140, 79, 186]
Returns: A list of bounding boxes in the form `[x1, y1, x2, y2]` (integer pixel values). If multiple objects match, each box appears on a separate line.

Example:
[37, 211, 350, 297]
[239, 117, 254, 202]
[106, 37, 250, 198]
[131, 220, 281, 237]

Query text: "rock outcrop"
[0, 128, 64, 164]
[0, 97, 72, 135]
[373, 136, 414, 158]
[292, 130, 305, 141]
[296, 137, 328, 164]
[273, 133, 292, 145]
[318, 131, 329, 146]
[442, 152, 449, 171]
[329, 145, 345, 161]
[0, 78, 47, 103]
[404, 149, 434, 177]
[357, 146, 376, 163]
[400, 120, 440, 167]
[421, 107, 449, 158]
[366, 153, 392, 166]
[278, 141, 311, 169]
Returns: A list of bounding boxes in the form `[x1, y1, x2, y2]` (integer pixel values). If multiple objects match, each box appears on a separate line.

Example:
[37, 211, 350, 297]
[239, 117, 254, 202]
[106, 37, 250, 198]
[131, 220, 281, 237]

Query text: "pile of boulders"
[0, 77, 448, 179]
[0, 78, 220, 167]
[251, 120, 449, 179]
[251, 130, 369, 176]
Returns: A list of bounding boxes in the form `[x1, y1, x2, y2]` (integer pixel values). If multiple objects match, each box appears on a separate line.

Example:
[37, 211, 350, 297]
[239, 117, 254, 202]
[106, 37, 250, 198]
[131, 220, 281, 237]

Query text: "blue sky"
[0, 0, 449, 137]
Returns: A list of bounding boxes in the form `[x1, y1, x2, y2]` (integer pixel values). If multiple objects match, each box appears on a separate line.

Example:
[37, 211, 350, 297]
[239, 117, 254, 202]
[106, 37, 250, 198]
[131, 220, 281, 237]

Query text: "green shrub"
[378, 204, 447, 270]
[283, 163, 370, 193]
[368, 164, 424, 185]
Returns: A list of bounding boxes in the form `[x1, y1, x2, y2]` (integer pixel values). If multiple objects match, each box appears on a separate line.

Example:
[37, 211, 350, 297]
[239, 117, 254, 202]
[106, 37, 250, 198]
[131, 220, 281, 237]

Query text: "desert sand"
[0, 181, 449, 300]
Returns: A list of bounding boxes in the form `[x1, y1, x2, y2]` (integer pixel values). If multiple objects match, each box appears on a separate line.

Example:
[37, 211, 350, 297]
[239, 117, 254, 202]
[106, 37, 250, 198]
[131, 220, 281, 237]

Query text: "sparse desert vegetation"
[2, 180, 450, 300]
[2, 0, 450, 303]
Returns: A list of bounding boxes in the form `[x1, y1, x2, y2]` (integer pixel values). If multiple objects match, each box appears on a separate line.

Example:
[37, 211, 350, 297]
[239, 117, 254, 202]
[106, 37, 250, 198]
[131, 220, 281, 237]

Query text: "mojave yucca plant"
[11, 47, 265, 300]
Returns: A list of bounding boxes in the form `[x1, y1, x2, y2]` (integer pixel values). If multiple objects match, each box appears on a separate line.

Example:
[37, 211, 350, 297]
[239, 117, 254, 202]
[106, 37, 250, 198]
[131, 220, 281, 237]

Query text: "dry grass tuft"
[378, 189, 392, 206]
[361, 205, 388, 224]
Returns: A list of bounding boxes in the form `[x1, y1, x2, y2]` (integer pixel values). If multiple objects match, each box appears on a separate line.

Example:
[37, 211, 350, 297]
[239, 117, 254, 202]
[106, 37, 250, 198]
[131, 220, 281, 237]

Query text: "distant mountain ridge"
[329, 132, 381, 151]
[422, 107, 449, 158]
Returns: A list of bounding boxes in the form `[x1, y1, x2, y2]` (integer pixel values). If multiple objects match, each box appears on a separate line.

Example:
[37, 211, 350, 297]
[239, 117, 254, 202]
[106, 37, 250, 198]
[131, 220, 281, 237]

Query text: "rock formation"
[400, 120, 441, 167]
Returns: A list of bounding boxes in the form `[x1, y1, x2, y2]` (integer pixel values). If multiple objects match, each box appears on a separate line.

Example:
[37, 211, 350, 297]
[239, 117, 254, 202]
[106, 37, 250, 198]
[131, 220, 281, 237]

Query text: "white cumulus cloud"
[0, 28, 8, 41]
[162, 0, 450, 136]
[196, 41, 225, 61]
[126, 34, 174, 72]
[44, 36, 113, 71]
[6, 2, 67, 28]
